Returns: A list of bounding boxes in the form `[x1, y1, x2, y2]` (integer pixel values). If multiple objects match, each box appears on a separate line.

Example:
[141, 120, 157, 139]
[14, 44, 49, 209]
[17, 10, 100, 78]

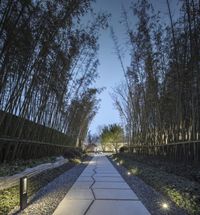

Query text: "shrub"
[119, 146, 128, 153]
[72, 148, 83, 158]
[63, 150, 76, 159]
[63, 148, 84, 159]
[70, 158, 82, 164]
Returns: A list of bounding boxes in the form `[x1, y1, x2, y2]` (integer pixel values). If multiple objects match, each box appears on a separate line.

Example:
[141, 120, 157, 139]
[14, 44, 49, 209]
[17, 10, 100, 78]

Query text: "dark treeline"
[113, 0, 200, 147]
[0, 0, 108, 146]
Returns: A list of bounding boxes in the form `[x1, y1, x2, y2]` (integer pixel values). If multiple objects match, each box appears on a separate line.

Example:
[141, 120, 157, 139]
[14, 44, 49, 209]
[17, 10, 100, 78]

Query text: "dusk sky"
[89, 0, 179, 134]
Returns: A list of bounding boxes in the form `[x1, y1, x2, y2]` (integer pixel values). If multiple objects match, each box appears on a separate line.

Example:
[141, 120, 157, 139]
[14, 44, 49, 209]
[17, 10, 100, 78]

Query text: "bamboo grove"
[0, 0, 108, 146]
[113, 0, 200, 147]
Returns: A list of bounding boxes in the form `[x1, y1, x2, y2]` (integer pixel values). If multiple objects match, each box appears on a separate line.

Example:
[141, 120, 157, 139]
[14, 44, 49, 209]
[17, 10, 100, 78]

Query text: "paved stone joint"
[53, 155, 151, 215]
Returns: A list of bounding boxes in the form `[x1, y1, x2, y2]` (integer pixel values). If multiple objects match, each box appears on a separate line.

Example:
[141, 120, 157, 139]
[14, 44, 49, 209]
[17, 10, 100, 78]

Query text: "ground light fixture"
[162, 202, 169, 210]
[20, 176, 28, 210]
[117, 162, 120, 166]
[127, 171, 131, 175]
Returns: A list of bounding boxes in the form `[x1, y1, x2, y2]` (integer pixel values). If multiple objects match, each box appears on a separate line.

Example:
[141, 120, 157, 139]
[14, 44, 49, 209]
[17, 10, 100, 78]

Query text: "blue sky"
[89, 0, 179, 134]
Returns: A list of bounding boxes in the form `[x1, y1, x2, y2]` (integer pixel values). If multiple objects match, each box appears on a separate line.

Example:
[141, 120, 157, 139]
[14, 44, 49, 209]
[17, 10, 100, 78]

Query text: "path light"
[20, 176, 28, 210]
[127, 171, 131, 176]
[117, 162, 120, 166]
[162, 202, 169, 210]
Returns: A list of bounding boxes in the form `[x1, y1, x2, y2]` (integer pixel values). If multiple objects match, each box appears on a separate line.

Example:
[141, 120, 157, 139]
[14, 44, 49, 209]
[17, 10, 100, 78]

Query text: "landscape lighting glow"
[162, 202, 169, 210]
[127, 171, 131, 175]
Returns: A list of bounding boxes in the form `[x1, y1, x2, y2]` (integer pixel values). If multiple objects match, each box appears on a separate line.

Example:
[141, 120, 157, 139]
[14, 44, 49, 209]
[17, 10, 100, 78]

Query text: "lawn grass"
[0, 185, 19, 215]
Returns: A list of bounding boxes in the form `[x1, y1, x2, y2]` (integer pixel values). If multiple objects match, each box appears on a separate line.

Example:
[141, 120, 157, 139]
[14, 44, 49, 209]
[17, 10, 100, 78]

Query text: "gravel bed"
[109, 156, 188, 215]
[14, 159, 91, 215]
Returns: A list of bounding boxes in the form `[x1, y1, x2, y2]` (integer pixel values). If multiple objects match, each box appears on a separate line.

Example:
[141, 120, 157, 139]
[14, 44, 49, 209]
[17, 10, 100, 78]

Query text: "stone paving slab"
[94, 176, 124, 182]
[95, 170, 118, 172]
[94, 173, 121, 177]
[95, 171, 118, 174]
[82, 170, 95, 173]
[92, 181, 130, 189]
[86, 200, 151, 215]
[84, 168, 95, 171]
[95, 167, 117, 170]
[96, 167, 116, 170]
[83, 169, 95, 172]
[53, 199, 92, 215]
[95, 170, 118, 173]
[71, 181, 93, 189]
[80, 172, 94, 177]
[65, 189, 94, 200]
[76, 176, 94, 182]
[93, 189, 139, 200]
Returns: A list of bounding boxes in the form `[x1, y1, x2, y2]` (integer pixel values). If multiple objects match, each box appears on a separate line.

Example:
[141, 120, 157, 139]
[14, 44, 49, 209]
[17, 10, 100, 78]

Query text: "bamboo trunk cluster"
[112, 0, 200, 161]
[0, 0, 108, 150]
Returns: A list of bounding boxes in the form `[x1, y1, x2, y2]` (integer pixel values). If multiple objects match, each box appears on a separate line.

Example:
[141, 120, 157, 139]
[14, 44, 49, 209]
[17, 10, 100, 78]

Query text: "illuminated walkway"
[53, 155, 151, 215]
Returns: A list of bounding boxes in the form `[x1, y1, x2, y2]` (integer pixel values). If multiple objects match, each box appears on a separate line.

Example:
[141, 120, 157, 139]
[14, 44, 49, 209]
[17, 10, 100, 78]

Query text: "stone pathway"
[53, 155, 151, 215]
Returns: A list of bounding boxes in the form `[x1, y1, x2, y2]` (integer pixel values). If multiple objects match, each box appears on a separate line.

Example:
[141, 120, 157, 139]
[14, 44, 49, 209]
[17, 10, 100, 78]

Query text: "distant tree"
[100, 124, 124, 152]
[109, 124, 124, 152]
[99, 126, 111, 151]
